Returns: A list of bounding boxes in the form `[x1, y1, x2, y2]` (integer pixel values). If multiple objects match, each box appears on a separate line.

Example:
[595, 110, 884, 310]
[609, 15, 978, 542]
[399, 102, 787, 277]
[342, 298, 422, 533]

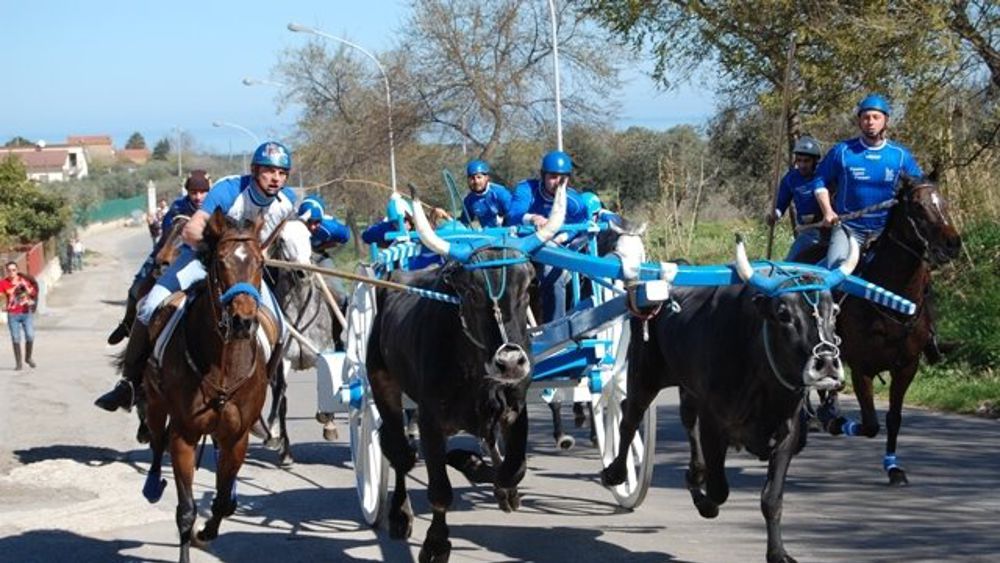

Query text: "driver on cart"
[297, 194, 351, 256]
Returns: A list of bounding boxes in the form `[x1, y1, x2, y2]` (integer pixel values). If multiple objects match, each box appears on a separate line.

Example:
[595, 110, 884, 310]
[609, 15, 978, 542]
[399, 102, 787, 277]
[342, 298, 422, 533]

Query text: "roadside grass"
[865, 364, 1000, 416]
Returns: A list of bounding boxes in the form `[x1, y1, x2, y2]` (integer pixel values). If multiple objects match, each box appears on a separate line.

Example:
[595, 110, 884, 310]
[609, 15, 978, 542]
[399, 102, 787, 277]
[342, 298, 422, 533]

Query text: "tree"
[125, 132, 147, 150]
[0, 156, 70, 246]
[152, 138, 171, 160]
[4, 136, 33, 148]
[402, 0, 626, 160]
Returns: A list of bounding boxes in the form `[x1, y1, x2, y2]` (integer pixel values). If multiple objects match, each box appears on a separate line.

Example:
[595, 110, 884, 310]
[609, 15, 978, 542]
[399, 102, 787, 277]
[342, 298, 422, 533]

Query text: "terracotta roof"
[118, 148, 150, 164]
[67, 135, 113, 146]
[2, 149, 68, 170]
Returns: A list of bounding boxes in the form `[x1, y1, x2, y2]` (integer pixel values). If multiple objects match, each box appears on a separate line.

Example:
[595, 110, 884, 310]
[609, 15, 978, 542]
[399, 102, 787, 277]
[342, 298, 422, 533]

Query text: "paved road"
[0, 224, 997, 563]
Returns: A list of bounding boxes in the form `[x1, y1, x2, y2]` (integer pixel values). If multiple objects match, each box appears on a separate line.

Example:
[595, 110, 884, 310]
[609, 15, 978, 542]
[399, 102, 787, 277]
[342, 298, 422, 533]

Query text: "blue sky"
[2, 0, 714, 154]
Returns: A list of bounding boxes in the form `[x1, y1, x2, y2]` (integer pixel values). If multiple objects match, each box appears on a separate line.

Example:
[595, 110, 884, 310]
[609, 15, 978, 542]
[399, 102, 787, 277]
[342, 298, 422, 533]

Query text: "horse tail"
[111, 347, 128, 374]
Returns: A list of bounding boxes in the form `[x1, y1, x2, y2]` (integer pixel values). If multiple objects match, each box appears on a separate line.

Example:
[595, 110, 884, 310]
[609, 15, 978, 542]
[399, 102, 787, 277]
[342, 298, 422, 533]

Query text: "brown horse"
[141, 211, 281, 563]
[812, 175, 962, 485]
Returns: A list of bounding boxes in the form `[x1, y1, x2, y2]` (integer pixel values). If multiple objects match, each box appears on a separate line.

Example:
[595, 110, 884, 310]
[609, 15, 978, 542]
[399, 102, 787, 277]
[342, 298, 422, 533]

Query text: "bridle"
[454, 246, 529, 362]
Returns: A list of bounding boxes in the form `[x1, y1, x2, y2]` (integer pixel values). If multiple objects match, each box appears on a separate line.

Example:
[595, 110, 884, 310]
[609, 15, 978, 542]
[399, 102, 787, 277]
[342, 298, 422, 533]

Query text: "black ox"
[366, 184, 567, 562]
[603, 236, 859, 563]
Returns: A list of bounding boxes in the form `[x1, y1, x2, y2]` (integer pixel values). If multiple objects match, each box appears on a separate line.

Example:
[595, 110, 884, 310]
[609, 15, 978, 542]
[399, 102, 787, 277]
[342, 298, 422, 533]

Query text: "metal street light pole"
[546, 0, 563, 151]
[212, 121, 261, 170]
[173, 125, 183, 180]
[242, 77, 288, 88]
[288, 22, 398, 193]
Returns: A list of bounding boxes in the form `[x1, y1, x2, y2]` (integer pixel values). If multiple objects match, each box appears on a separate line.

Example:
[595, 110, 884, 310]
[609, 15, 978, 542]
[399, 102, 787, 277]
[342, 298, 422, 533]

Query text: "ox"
[366, 184, 567, 562]
[602, 236, 859, 563]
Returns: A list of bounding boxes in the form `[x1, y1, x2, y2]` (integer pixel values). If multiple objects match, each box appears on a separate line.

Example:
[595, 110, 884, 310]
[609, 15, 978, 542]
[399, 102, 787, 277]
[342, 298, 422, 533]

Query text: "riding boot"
[12, 343, 23, 371]
[108, 286, 141, 345]
[95, 322, 152, 412]
[24, 341, 36, 368]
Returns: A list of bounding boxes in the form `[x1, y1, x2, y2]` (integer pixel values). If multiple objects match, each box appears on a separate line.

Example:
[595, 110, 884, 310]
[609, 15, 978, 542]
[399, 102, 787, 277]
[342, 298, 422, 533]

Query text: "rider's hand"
[821, 211, 840, 227]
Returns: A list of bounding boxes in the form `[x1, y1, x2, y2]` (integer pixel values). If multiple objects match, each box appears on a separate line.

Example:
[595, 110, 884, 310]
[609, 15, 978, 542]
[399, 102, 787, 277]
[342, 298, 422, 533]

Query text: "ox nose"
[807, 352, 844, 391]
[493, 343, 530, 381]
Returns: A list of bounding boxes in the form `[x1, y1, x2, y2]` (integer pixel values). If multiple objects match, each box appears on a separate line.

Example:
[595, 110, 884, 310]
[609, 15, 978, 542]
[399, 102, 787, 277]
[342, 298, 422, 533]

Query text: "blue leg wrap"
[841, 419, 861, 436]
[143, 469, 167, 503]
[883, 454, 900, 472]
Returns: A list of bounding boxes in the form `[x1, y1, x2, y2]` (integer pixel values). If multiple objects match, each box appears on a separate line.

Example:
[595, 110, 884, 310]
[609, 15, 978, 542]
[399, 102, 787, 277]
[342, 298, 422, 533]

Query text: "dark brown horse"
[812, 175, 962, 485]
[141, 211, 281, 563]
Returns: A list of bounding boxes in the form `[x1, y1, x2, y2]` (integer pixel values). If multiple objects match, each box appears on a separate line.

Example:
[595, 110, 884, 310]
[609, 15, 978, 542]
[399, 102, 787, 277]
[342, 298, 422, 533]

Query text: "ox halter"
[457, 247, 529, 355]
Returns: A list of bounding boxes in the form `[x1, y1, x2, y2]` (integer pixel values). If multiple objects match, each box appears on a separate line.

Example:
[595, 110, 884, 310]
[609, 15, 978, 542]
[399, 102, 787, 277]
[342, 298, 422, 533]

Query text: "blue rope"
[219, 282, 262, 305]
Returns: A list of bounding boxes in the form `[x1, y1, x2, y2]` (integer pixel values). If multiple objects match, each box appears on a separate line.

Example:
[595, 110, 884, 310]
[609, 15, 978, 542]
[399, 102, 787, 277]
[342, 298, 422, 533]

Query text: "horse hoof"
[418, 538, 452, 563]
[388, 513, 413, 540]
[315, 411, 330, 424]
[322, 422, 338, 441]
[495, 487, 520, 512]
[142, 476, 167, 503]
[280, 453, 295, 467]
[766, 551, 798, 563]
[556, 434, 575, 451]
[249, 421, 269, 440]
[264, 437, 283, 451]
[888, 468, 909, 486]
[694, 497, 719, 519]
[600, 464, 626, 487]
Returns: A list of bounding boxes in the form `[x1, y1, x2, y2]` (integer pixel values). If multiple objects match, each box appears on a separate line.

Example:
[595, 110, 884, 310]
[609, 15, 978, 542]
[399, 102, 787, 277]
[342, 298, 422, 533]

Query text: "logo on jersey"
[885, 168, 895, 183]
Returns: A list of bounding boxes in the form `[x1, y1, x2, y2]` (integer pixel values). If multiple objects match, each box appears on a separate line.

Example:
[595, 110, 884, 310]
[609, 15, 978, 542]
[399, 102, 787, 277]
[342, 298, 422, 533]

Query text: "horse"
[141, 211, 281, 563]
[262, 219, 346, 465]
[805, 175, 962, 485]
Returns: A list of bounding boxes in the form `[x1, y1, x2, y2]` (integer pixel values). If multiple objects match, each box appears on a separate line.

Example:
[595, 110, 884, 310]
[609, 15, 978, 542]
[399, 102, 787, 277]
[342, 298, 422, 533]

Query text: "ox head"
[411, 183, 567, 386]
[734, 235, 859, 391]
[894, 175, 962, 267]
[204, 209, 266, 341]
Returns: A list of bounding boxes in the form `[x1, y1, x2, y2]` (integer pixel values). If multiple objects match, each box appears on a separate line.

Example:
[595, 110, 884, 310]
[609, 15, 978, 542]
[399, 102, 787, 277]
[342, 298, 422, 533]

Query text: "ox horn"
[409, 184, 452, 257]
[734, 234, 755, 282]
[822, 228, 860, 288]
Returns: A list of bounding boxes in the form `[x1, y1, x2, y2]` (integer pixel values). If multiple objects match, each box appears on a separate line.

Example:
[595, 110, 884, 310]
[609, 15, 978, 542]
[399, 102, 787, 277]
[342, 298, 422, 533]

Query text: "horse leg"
[142, 393, 169, 503]
[831, 371, 880, 438]
[680, 389, 717, 519]
[546, 391, 574, 451]
[885, 362, 919, 486]
[169, 430, 199, 563]
[264, 362, 287, 452]
[369, 369, 415, 540]
[276, 383, 293, 466]
[197, 433, 248, 543]
[762, 409, 801, 563]
[417, 414, 453, 563]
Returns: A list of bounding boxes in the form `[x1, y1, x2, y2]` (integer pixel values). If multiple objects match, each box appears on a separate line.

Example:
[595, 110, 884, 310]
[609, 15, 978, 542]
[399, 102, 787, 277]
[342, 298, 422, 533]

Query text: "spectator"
[72, 239, 84, 271]
[0, 261, 39, 370]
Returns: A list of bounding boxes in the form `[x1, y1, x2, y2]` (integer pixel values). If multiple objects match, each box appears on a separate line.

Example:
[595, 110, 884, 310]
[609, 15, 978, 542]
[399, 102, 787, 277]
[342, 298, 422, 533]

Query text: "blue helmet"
[580, 191, 602, 218]
[856, 94, 891, 117]
[466, 159, 490, 177]
[251, 141, 292, 170]
[298, 195, 325, 222]
[386, 195, 413, 222]
[540, 150, 572, 174]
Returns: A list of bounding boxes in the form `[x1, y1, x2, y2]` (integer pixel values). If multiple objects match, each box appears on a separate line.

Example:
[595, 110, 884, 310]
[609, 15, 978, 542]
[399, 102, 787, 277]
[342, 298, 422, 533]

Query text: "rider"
[95, 141, 301, 412]
[297, 194, 350, 254]
[107, 170, 211, 345]
[814, 94, 922, 268]
[362, 193, 414, 248]
[507, 150, 589, 322]
[766, 136, 825, 261]
[579, 191, 621, 224]
[458, 159, 512, 228]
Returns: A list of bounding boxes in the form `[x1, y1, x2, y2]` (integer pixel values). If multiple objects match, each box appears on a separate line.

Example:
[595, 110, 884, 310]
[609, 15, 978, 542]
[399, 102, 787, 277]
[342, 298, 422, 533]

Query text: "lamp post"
[173, 125, 183, 180]
[546, 0, 563, 151]
[288, 22, 398, 193]
[212, 121, 260, 170]
[242, 77, 288, 88]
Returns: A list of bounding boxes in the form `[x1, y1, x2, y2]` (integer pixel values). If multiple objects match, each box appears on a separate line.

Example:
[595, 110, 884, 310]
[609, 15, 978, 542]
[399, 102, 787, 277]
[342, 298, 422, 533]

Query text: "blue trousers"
[7, 313, 35, 343]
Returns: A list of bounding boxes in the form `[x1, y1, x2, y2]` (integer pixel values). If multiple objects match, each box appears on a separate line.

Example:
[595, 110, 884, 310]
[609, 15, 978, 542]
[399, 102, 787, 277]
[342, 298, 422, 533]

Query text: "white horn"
[838, 231, 860, 275]
[409, 188, 450, 257]
[734, 235, 754, 282]
[535, 180, 567, 243]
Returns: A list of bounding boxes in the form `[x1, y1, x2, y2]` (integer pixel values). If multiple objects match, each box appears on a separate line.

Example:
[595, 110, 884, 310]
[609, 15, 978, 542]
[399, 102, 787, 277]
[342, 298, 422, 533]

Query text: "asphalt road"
[0, 223, 996, 563]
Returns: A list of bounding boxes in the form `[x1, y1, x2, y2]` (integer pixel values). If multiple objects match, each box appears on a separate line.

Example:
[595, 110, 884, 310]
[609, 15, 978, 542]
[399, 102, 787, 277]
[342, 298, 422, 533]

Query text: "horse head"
[893, 174, 962, 266]
[153, 216, 190, 277]
[204, 209, 266, 341]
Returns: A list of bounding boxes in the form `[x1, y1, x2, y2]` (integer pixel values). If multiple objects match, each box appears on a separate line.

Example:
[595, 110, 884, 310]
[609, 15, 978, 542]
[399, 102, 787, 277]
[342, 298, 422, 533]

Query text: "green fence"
[85, 194, 147, 223]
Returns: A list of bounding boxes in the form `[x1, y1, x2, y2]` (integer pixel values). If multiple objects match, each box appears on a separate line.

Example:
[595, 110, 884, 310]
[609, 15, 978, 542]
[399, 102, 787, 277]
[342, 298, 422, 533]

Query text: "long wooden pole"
[766, 34, 798, 260]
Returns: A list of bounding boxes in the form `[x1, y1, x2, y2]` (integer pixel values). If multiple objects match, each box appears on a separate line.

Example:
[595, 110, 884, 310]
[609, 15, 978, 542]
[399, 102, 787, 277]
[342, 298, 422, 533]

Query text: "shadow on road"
[0, 530, 151, 563]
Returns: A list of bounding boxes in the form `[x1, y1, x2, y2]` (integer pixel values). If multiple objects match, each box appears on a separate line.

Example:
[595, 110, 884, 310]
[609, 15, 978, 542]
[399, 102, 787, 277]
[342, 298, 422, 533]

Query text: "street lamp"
[173, 125, 183, 180]
[212, 121, 261, 170]
[242, 77, 288, 88]
[288, 22, 398, 193]
[547, 0, 564, 151]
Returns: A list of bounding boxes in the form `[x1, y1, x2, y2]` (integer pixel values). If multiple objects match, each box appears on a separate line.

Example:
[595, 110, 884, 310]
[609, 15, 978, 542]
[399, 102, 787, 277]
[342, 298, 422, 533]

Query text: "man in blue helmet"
[297, 194, 350, 254]
[107, 170, 212, 345]
[813, 94, 922, 268]
[767, 135, 826, 261]
[459, 159, 513, 228]
[95, 141, 303, 412]
[579, 190, 621, 224]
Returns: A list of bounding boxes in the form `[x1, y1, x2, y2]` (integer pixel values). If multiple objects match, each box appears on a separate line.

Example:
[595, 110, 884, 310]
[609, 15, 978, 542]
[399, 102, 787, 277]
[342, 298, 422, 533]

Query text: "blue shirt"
[201, 174, 298, 243]
[161, 195, 199, 234]
[459, 183, 513, 227]
[310, 217, 350, 251]
[815, 138, 922, 231]
[775, 168, 822, 225]
[505, 178, 589, 226]
[362, 219, 402, 246]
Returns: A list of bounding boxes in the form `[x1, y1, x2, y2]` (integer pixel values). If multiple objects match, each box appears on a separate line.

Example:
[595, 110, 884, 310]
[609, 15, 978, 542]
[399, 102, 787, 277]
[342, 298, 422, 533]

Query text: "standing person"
[458, 159, 512, 228]
[72, 238, 84, 271]
[506, 150, 589, 322]
[0, 262, 38, 370]
[766, 135, 825, 261]
[814, 94, 922, 267]
[64, 239, 74, 274]
[95, 141, 302, 412]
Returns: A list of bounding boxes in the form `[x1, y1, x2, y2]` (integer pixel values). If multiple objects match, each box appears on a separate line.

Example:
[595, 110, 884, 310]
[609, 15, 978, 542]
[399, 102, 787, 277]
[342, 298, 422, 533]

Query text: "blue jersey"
[161, 195, 199, 234]
[460, 183, 512, 227]
[362, 219, 402, 246]
[775, 168, 822, 224]
[505, 178, 589, 226]
[815, 138, 922, 231]
[310, 217, 350, 251]
[202, 174, 298, 242]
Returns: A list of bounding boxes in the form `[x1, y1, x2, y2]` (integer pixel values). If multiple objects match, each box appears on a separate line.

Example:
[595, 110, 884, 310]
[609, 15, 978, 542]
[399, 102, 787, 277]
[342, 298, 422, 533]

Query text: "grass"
[866, 364, 1000, 416]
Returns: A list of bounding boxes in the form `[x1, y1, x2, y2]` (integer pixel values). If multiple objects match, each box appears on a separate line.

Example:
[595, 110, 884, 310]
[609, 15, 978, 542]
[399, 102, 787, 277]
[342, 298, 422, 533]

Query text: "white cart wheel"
[343, 269, 389, 526]
[593, 320, 657, 509]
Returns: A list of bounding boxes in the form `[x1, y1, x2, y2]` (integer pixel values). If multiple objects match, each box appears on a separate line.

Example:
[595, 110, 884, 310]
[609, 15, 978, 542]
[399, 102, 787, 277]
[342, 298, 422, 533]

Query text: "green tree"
[0, 156, 70, 246]
[152, 138, 171, 160]
[125, 132, 147, 150]
[4, 136, 33, 148]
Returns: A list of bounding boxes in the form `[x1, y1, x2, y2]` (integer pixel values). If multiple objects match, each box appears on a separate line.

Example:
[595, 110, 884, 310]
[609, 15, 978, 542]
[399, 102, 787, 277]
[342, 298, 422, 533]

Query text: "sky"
[2, 0, 714, 156]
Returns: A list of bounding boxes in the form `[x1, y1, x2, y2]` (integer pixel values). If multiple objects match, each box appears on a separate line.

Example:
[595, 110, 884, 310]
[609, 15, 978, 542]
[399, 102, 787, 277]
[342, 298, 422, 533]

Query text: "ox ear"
[754, 294, 793, 323]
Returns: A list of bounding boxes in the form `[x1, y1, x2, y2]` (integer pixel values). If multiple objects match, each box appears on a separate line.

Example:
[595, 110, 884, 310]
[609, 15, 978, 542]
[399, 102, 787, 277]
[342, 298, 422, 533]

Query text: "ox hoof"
[556, 434, 575, 451]
[692, 494, 719, 519]
[195, 525, 219, 544]
[322, 421, 338, 441]
[888, 468, 909, 486]
[766, 551, 798, 563]
[389, 513, 413, 540]
[418, 538, 452, 563]
[142, 474, 167, 503]
[600, 464, 626, 487]
[495, 486, 520, 512]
